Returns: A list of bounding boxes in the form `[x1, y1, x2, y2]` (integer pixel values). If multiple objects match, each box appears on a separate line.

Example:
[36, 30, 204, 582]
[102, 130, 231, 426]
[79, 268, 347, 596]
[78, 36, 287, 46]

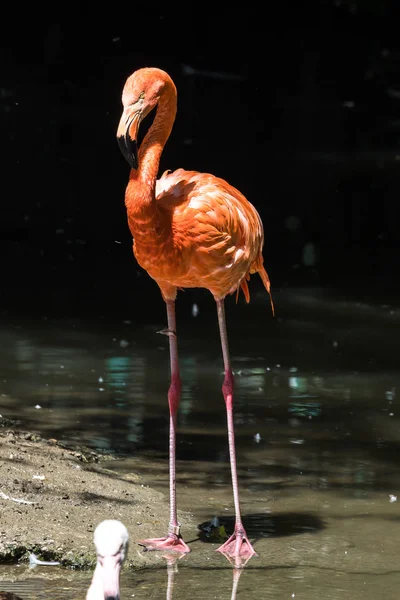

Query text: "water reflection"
[160, 557, 246, 600]
[2, 540, 400, 599]
[1, 317, 400, 470]
[0, 558, 247, 600]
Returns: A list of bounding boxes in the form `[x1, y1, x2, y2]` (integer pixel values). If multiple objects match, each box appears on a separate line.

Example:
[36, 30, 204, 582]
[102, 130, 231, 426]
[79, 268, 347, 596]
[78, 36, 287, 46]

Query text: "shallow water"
[1, 286, 400, 598]
[2, 561, 400, 599]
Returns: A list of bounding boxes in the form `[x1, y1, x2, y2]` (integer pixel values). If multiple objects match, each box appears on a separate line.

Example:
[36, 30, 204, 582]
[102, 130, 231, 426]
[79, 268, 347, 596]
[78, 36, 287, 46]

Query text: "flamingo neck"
[85, 563, 103, 600]
[126, 88, 176, 220]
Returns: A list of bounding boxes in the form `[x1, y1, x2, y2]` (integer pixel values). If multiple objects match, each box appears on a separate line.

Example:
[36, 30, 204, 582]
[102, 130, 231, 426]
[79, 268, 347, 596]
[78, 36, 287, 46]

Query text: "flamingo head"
[116, 67, 176, 169]
[86, 519, 129, 600]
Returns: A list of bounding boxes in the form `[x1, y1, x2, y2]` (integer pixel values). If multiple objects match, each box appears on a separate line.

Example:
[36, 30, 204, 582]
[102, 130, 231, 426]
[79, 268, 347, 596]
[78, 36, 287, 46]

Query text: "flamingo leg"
[215, 299, 257, 566]
[139, 299, 191, 554]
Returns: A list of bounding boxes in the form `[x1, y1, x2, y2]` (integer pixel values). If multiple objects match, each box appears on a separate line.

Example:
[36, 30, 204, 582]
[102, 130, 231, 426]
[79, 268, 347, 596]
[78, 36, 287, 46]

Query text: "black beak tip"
[117, 134, 138, 170]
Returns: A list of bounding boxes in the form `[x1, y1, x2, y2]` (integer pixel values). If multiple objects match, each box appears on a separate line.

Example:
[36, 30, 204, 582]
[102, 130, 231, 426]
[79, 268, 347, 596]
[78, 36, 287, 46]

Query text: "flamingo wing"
[150, 169, 270, 304]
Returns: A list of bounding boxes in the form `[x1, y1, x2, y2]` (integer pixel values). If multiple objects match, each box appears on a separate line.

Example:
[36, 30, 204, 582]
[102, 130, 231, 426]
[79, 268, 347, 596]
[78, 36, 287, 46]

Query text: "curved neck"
[127, 85, 177, 211]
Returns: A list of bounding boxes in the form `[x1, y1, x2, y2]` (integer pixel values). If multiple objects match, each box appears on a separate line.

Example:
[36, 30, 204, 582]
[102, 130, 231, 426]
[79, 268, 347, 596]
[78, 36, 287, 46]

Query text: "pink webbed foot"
[139, 532, 191, 554]
[216, 525, 257, 568]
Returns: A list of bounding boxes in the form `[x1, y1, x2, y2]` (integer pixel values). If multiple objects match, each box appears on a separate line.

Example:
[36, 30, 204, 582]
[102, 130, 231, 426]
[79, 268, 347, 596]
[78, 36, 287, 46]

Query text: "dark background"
[1, 0, 399, 320]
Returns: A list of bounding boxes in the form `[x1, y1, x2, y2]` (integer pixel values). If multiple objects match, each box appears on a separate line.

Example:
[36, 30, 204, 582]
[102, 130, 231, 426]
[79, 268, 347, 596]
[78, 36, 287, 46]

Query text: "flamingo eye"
[138, 91, 145, 100]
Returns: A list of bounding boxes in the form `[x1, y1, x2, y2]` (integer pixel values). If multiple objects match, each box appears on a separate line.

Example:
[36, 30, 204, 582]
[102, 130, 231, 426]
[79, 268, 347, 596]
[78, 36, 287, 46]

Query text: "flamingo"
[86, 519, 129, 600]
[116, 67, 273, 566]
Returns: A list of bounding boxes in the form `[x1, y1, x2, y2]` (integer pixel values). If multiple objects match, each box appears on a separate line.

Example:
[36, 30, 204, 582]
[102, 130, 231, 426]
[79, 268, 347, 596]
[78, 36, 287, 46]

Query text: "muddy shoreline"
[0, 419, 195, 570]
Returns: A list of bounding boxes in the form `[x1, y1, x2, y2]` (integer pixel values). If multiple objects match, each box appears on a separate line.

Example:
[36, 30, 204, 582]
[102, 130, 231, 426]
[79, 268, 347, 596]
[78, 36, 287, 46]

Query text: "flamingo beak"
[117, 109, 140, 169]
[100, 552, 122, 600]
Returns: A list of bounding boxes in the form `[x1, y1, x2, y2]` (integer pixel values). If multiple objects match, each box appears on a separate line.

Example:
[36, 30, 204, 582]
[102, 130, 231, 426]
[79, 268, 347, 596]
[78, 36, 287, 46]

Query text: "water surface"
[1, 286, 400, 598]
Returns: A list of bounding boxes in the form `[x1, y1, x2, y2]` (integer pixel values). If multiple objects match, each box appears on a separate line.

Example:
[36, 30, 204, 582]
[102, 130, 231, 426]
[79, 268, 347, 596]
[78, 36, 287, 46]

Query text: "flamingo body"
[117, 67, 273, 567]
[130, 167, 272, 303]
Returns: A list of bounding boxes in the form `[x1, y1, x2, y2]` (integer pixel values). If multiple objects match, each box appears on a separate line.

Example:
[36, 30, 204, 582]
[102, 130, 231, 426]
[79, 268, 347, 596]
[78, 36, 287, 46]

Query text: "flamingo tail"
[258, 265, 275, 316]
[235, 267, 274, 316]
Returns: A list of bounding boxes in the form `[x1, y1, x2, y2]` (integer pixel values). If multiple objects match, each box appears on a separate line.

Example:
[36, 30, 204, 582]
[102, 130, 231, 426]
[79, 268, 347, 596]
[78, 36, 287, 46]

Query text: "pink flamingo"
[86, 519, 129, 600]
[117, 67, 274, 566]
